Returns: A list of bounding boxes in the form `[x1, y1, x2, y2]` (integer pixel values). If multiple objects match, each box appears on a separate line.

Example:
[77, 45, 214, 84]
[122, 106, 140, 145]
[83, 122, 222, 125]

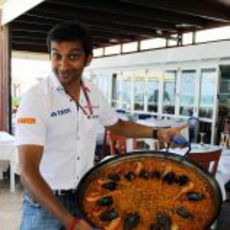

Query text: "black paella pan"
[76, 150, 223, 229]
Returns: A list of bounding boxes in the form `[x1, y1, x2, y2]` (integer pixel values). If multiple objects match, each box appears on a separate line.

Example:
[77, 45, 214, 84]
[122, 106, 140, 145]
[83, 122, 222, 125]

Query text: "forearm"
[108, 120, 158, 138]
[20, 169, 73, 227]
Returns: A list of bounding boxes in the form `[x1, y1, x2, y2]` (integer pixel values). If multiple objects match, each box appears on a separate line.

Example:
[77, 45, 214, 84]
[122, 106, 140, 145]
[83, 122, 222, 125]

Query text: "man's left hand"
[157, 124, 187, 143]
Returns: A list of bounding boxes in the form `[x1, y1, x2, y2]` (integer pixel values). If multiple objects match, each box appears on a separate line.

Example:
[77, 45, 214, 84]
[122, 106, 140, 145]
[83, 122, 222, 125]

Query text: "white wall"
[89, 40, 230, 70]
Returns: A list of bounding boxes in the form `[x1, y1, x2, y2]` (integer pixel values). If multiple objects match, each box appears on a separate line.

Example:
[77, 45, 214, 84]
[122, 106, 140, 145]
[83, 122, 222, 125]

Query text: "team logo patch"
[17, 117, 36, 124]
[51, 108, 71, 117]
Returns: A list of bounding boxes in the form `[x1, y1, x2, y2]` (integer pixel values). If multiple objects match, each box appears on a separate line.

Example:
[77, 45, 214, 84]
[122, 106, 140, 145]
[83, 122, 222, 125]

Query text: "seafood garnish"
[107, 173, 120, 182]
[123, 212, 140, 230]
[176, 207, 193, 220]
[99, 208, 119, 222]
[124, 171, 136, 181]
[135, 162, 143, 175]
[97, 196, 113, 206]
[105, 217, 121, 230]
[162, 172, 176, 184]
[139, 169, 150, 179]
[174, 182, 194, 200]
[175, 175, 189, 186]
[102, 181, 118, 191]
[187, 192, 205, 201]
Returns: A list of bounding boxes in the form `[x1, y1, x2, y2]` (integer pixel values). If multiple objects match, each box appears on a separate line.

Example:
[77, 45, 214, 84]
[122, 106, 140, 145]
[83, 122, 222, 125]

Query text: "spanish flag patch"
[17, 117, 36, 124]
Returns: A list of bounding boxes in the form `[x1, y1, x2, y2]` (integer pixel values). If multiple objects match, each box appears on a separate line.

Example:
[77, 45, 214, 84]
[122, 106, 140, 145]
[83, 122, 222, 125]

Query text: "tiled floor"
[0, 179, 229, 230]
[0, 179, 23, 230]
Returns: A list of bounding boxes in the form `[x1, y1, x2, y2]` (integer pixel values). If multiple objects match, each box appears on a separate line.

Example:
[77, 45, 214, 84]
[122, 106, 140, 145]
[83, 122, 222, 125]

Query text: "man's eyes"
[68, 53, 83, 60]
[52, 53, 62, 60]
[51, 52, 83, 61]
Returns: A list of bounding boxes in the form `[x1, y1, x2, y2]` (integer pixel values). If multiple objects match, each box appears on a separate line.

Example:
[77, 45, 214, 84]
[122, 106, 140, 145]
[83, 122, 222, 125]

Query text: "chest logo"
[51, 108, 71, 117]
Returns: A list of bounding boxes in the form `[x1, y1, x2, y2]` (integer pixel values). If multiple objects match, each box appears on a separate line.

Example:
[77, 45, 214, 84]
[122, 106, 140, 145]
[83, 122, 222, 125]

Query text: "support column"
[0, 17, 12, 132]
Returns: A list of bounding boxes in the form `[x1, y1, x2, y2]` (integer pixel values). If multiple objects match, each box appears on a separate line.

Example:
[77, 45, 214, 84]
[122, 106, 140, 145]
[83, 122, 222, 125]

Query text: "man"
[16, 22, 186, 230]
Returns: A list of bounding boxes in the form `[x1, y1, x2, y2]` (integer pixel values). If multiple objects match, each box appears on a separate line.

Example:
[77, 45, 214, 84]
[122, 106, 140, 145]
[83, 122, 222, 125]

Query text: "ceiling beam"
[120, 0, 230, 23]
[11, 22, 52, 33]
[12, 36, 46, 43]
[19, 10, 177, 33]
[42, 1, 206, 28]
[11, 21, 146, 41]
[12, 30, 47, 38]
[12, 42, 48, 53]
[22, 10, 172, 38]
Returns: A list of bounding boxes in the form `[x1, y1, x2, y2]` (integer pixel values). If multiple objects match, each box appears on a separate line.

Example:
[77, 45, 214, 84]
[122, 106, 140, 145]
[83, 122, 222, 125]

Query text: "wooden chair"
[187, 149, 222, 175]
[106, 131, 137, 156]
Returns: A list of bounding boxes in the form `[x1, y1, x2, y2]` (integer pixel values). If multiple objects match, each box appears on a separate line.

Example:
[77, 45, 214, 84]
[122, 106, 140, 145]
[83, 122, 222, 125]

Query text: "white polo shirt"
[16, 72, 118, 190]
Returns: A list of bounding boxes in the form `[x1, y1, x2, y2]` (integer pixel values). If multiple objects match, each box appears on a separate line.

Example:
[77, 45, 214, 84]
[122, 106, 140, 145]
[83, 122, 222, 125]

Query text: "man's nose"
[59, 57, 70, 70]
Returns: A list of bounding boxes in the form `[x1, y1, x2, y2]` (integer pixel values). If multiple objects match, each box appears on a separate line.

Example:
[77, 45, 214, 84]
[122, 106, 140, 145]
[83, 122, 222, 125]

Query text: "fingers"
[176, 123, 187, 131]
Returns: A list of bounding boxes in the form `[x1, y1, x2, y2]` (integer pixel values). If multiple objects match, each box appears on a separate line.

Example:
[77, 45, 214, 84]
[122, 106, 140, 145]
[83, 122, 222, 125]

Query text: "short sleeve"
[97, 90, 118, 127]
[16, 87, 47, 146]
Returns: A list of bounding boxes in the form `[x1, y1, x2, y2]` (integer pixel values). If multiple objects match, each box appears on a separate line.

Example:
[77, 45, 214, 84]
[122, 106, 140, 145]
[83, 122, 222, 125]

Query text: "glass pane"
[198, 121, 212, 144]
[96, 73, 110, 98]
[146, 70, 161, 112]
[163, 71, 177, 114]
[134, 70, 145, 111]
[111, 73, 122, 108]
[179, 70, 196, 116]
[121, 71, 132, 110]
[198, 69, 216, 119]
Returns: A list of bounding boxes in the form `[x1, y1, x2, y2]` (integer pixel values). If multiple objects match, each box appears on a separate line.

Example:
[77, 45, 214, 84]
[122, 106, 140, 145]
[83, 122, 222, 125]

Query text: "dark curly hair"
[47, 22, 93, 56]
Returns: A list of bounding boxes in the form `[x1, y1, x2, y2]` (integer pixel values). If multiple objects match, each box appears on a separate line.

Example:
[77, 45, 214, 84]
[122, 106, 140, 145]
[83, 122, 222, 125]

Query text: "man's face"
[50, 41, 91, 86]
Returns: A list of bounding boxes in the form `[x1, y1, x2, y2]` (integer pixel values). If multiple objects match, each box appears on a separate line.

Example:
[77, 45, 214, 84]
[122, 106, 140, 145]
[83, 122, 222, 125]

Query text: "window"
[162, 70, 177, 115]
[179, 70, 196, 116]
[146, 70, 161, 112]
[134, 70, 146, 111]
[199, 69, 216, 119]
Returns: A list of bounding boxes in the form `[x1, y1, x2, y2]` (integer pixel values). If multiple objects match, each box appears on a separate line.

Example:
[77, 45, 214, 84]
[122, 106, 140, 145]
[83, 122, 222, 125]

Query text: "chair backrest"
[187, 116, 199, 143]
[106, 131, 137, 156]
[138, 114, 152, 120]
[187, 149, 222, 175]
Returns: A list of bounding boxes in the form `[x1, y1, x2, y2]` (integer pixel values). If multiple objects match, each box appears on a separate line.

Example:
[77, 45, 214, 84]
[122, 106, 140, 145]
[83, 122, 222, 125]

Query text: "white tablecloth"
[0, 132, 17, 192]
[125, 118, 188, 151]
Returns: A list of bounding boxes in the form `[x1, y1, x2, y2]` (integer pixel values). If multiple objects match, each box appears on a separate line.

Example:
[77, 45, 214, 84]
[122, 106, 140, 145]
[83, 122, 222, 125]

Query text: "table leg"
[10, 160, 15, 192]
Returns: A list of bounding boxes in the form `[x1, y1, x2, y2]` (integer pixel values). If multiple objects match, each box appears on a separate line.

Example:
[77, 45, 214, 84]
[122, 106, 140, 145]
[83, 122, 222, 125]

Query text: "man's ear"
[85, 55, 93, 66]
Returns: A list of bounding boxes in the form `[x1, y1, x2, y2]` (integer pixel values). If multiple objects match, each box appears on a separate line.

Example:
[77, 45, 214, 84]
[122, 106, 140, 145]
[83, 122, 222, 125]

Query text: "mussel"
[124, 171, 136, 181]
[175, 175, 189, 186]
[150, 170, 161, 179]
[139, 169, 150, 179]
[102, 181, 118, 191]
[176, 207, 193, 220]
[162, 172, 176, 184]
[156, 213, 171, 230]
[150, 213, 171, 230]
[99, 208, 119, 222]
[108, 173, 120, 182]
[123, 212, 140, 230]
[96, 196, 113, 206]
[187, 192, 205, 201]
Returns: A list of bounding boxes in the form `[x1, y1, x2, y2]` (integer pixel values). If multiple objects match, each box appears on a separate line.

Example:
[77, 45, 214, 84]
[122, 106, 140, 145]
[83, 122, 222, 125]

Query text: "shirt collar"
[48, 71, 64, 92]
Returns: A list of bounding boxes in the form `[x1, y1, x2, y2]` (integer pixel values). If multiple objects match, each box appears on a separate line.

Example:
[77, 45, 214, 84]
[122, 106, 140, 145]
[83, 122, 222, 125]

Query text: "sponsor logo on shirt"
[17, 117, 36, 124]
[50, 108, 71, 117]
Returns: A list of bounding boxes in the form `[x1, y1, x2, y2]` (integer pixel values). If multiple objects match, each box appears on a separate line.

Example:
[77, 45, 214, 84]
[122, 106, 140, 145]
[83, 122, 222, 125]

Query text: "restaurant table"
[0, 131, 18, 192]
[125, 118, 188, 151]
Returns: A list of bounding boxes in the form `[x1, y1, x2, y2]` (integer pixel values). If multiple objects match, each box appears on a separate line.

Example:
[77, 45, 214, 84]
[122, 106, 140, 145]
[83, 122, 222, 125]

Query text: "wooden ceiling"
[10, 0, 230, 53]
